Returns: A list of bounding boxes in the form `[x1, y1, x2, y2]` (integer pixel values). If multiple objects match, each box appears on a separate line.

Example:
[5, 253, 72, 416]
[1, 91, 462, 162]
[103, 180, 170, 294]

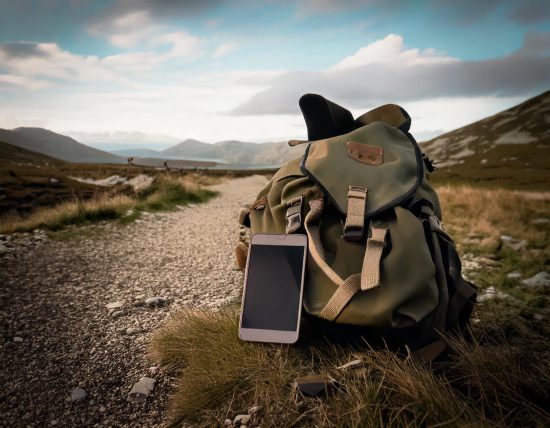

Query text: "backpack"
[236, 94, 476, 361]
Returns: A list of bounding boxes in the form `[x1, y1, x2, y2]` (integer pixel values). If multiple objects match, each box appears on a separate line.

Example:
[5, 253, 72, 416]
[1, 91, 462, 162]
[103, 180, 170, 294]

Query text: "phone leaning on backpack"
[237, 94, 477, 362]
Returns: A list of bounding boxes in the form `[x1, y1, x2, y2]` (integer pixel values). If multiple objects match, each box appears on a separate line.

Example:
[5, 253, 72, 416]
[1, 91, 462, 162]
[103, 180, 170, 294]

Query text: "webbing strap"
[360, 227, 387, 291]
[304, 200, 345, 287]
[319, 275, 361, 321]
[343, 186, 368, 241]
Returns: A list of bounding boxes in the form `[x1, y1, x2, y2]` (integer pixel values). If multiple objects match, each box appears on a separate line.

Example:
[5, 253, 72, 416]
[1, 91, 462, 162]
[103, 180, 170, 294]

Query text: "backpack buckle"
[343, 186, 368, 241]
[285, 195, 303, 234]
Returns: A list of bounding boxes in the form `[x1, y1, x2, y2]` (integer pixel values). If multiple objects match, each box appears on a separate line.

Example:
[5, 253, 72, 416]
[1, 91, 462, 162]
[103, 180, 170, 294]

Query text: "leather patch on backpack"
[347, 142, 383, 166]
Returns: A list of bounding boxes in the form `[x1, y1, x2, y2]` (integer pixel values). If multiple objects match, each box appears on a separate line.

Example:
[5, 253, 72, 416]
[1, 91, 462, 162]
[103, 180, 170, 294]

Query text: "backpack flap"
[300, 121, 423, 232]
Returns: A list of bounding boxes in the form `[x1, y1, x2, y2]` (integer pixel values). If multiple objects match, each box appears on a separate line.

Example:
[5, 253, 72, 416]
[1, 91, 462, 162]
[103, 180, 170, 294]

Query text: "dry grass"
[151, 185, 550, 427]
[437, 185, 550, 249]
[151, 309, 549, 427]
[0, 176, 217, 233]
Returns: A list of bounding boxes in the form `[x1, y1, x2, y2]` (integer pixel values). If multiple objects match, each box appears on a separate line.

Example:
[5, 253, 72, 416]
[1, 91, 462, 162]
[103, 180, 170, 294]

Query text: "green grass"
[0, 177, 218, 233]
[151, 185, 550, 427]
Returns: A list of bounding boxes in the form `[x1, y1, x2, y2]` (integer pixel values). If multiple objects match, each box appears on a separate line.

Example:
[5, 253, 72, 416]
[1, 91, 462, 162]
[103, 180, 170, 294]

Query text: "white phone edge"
[238, 233, 308, 344]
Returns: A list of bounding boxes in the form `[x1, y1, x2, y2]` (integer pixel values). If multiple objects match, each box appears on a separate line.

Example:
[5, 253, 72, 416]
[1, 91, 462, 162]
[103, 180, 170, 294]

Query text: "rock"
[105, 301, 124, 310]
[522, 272, 550, 288]
[70, 387, 87, 402]
[478, 286, 508, 302]
[533, 313, 545, 321]
[145, 296, 166, 307]
[127, 377, 155, 403]
[500, 235, 527, 251]
[13, 336, 23, 343]
[125, 327, 139, 335]
[477, 257, 500, 267]
[224, 419, 232, 426]
[233, 414, 250, 425]
[248, 405, 260, 415]
[531, 218, 549, 225]
[110, 310, 124, 319]
[337, 359, 363, 370]
[506, 271, 522, 279]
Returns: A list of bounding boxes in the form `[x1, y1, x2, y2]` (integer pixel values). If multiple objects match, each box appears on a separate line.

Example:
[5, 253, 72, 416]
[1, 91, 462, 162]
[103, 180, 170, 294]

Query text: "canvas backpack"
[236, 94, 477, 361]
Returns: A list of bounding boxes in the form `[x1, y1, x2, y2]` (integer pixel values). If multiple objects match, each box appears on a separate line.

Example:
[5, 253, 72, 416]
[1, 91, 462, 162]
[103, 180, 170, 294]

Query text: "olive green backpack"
[237, 94, 476, 360]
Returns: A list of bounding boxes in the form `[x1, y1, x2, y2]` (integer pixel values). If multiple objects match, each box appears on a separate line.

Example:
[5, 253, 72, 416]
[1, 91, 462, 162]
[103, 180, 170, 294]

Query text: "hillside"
[0, 128, 124, 164]
[162, 139, 305, 165]
[421, 91, 550, 189]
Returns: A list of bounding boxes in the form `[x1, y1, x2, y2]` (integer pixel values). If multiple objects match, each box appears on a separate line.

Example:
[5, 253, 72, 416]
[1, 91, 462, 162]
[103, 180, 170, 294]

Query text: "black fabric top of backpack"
[299, 94, 355, 141]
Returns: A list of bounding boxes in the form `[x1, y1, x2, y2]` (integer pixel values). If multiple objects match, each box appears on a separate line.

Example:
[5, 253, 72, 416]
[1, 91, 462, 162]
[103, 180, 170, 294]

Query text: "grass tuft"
[0, 176, 217, 234]
[151, 309, 549, 427]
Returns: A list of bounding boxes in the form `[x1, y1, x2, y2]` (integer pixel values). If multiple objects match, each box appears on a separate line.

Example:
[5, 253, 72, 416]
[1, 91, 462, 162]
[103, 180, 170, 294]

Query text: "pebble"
[111, 310, 124, 319]
[477, 257, 500, 267]
[533, 313, 545, 321]
[507, 271, 522, 279]
[500, 235, 527, 251]
[13, 337, 23, 343]
[127, 377, 156, 403]
[522, 272, 550, 287]
[70, 387, 87, 402]
[125, 327, 139, 335]
[531, 218, 549, 225]
[233, 414, 250, 425]
[248, 405, 260, 415]
[105, 301, 124, 310]
[145, 296, 166, 307]
[478, 286, 508, 302]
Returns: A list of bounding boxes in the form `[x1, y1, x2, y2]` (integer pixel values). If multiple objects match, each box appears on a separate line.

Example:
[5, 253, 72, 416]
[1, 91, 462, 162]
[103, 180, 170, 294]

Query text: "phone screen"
[241, 243, 305, 331]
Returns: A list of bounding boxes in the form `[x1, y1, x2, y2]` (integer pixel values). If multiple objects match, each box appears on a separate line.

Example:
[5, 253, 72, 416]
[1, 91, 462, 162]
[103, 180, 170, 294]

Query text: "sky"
[0, 0, 549, 150]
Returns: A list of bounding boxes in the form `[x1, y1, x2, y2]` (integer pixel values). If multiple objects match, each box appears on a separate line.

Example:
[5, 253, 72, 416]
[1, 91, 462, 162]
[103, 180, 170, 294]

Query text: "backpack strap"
[305, 199, 387, 321]
[285, 195, 303, 233]
[343, 186, 368, 240]
[361, 226, 388, 291]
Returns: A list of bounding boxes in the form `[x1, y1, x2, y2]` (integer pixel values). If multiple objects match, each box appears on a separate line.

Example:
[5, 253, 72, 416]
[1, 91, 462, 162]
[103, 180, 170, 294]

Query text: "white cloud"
[0, 74, 52, 90]
[330, 34, 458, 71]
[212, 41, 237, 58]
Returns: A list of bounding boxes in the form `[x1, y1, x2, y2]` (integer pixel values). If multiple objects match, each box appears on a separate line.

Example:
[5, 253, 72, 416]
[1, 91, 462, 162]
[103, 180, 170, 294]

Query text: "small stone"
[500, 235, 527, 251]
[99, 406, 106, 412]
[125, 327, 139, 335]
[13, 336, 23, 342]
[477, 257, 500, 267]
[145, 296, 166, 307]
[248, 405, 260, 415]
[234, 414, 250, 425]
[522, 272, 550, 288]
[224, 419, 232, 426]
[533, 313, 545, 321]
[105, 301, 124, 310]
[531, 218, 549, 225]
[507, 271, 522, 279]
[128, 377, 155, 403]
[337, 359, 363, 370]
[50, 420, 58, 426]
[478, 286, 508, 302]
[70, 387, 87, 402]
[111, 310, 124, 319]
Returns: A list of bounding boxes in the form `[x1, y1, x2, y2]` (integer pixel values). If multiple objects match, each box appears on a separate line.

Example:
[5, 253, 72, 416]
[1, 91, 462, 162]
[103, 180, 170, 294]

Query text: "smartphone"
[239, 233, 307, 344]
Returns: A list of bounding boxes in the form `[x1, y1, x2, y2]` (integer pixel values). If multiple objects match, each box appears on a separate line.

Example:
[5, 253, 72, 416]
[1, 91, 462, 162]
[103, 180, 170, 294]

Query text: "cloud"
[0, 74, 52, 90]
[212, 41, 237, 58]
[430, 0, 550, 25]
[230, 33, 550, 115]
[520, 30, 550, 56]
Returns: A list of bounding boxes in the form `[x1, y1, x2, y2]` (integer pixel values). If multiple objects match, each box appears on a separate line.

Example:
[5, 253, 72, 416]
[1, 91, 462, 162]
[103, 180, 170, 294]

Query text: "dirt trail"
[0, 175, 267, 427]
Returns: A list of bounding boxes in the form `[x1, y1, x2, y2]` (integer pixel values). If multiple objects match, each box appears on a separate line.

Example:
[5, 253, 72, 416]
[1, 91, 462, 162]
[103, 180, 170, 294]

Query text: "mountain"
[111, 148, 163, 158]
[0, 127, 124, 164]
[162, 139, 306, 165]
[421, 90, 549, 189]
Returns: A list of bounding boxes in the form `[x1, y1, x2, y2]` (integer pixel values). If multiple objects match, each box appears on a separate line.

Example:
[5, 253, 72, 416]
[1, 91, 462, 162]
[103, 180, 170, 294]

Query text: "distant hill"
[111, 148, 163, 158]
[421, 90, 549, 189]
[0, 127, 124, 164]
[162, 139, 305, 165]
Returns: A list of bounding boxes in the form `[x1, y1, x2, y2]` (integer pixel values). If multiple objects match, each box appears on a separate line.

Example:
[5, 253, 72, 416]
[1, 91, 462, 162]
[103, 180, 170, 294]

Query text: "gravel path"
[0, 175, 267, 427]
